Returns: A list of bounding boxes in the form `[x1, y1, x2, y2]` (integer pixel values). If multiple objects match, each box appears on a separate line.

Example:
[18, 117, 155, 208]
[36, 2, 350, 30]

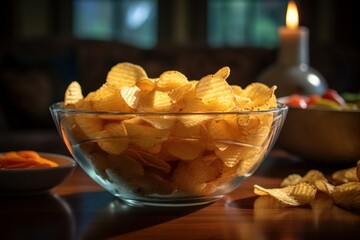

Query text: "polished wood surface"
[1, 149, 359, 240]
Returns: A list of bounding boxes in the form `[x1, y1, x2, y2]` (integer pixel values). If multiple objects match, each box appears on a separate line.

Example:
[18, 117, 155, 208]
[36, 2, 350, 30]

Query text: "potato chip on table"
[254, 161, 360, 211]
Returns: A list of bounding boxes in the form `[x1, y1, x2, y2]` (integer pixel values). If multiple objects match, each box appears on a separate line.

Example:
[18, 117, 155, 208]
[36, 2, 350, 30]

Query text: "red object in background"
[322, 89, 346, 106]
[286, 94, 308, 108]
[306, 94, 321, 106]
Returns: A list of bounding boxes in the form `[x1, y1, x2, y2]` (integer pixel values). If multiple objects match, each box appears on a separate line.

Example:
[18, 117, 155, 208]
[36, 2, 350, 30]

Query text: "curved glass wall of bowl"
[49, 103, 288, 207]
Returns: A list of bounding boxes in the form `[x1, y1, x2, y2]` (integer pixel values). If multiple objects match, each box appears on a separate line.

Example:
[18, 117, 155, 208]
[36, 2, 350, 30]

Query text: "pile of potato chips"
[62, 62, 281, 197]
[254, 160, 360, 210]
[0, 151, 58, 169]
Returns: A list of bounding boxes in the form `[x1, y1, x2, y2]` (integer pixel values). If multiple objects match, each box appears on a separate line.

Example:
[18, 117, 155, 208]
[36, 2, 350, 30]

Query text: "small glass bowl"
[50, 102, 287, 207]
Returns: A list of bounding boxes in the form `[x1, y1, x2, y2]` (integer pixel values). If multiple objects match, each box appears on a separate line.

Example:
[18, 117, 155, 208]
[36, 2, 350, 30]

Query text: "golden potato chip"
[120, 86, 141, 110]
[313, 179, 335, 195]
[178, 114, 212, 128]
[127, 149, 171, 174]
[233, 96, 253, 111]
[140, 115, 176, 130]
[207, 118, 236, 151]
[280, 170, 329, 193]
[239, 117, 273, 146]
[106, 62, 147, 89]
[140, 172, 176, 195]
[167, 141, 203, 161]
[91, 83, 132, 112]
[168, 83, 194, 111]
[254, 182, 317, 206]
[215, 145, 244, 168]
[137, 90, 173, 112]
[136, 78, 156, 92]
[106, 155, 147, 195]
[301, 170, 327, 185]
[195, 74, 235, 111]
[231, 85, 243, 95]
[172, 159, 221, 196]
[64, 81, 83, 106]
[156, 70, 189, 91]
[123, 120, 170, 147]
[280, 174, 302, 187]
[357, 160, 360, 181]
[236, 148, 264, 176]
[214, 66, 230, 80]
[241, 82, 277, 109]
[98, 122, 128, 155]
[74, 114, 103, 139]
[332, 166, 358, 184]
[74, 91, 95, 111]
[254, 184, 293, 196]
[140, 143, 162, 154]
[331, 182, 360, 210]
[165, 122, 204, 160]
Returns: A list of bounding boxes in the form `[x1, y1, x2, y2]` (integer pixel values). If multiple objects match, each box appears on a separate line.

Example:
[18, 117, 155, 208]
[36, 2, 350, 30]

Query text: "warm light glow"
[286, 0, 299, 29]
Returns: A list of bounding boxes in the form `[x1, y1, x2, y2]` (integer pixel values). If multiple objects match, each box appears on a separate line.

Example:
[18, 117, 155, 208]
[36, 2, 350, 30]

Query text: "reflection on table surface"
[1, 150, 359, 240]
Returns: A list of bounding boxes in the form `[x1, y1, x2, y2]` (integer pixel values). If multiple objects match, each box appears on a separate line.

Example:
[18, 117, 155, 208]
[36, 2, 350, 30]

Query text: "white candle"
[257, 0, 328, 97]
[278, 0, 309, 66]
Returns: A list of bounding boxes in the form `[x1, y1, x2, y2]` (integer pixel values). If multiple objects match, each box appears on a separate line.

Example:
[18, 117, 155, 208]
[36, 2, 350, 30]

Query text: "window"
[73, 0, 288, 49]
[208, 0, 288, 48]
[73, 0, 158, 49]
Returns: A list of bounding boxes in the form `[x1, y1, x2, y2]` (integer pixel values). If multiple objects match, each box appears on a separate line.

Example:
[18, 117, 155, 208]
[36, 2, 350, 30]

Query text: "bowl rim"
[0, 152, 76, 173]
[49, 101, 288, 115]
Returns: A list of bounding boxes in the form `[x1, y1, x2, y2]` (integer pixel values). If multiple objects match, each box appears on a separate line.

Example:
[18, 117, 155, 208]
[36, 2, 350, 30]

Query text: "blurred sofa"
[1, 39, 359, 131]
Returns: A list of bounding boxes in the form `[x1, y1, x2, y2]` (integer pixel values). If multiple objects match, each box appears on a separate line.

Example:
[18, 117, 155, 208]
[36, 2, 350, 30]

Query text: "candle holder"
[257, 1, 328, 97]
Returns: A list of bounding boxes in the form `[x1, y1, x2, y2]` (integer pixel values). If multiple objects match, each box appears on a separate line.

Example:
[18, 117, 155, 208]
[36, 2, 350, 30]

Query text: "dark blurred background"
[0, 0, 359, 152]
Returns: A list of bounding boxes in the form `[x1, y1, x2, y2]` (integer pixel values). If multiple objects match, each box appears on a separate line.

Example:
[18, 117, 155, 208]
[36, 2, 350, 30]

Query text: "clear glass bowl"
[50, 102, 287, 207]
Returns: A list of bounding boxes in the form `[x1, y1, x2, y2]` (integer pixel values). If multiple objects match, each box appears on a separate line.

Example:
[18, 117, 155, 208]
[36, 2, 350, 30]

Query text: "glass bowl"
[50, 102, 287, 207]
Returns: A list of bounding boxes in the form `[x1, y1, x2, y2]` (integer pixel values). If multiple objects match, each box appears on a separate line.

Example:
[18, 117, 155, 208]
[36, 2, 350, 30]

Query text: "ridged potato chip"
[137, 90, 173, 112]
[167, 141, 203, 161]
[331, 182, 360, 210]
[156, 70, 188, 91]
[254, 182, 317, 206]
[106, 62, 147, 89]
[255, 161, 360, 212]
[241, 82, 277, 109]
[74, 114, 103, 139]
[120, 86, 141, 109]
[140, 115, 176, 130]
[214, 66, 230, 80]
[126, 148, 172, 174]
[207, 118, 236, 151]
[123, 120, 170, 147]
[332, 166, 358, 184]
[64, 81, 83, 106]
[136, 78, 156, 92]
[91, 83, 132, 112]
[280, 174, 302, 187]
[195, 74, 235, 111]
[172, 159, 222, 196]
[98, 122, 128, 155]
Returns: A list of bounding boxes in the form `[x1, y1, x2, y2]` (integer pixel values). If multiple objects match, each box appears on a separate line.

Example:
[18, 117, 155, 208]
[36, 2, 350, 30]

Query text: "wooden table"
[1, 149, 359, 240]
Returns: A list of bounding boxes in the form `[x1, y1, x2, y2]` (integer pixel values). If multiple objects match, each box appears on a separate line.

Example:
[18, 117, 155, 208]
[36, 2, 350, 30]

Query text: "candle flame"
[286, 0, 299, 29]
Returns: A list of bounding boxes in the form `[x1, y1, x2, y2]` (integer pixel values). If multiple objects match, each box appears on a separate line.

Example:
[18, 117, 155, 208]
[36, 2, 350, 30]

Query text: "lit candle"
[278, 0, 309, 66]
[257, 0, 328, 97]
